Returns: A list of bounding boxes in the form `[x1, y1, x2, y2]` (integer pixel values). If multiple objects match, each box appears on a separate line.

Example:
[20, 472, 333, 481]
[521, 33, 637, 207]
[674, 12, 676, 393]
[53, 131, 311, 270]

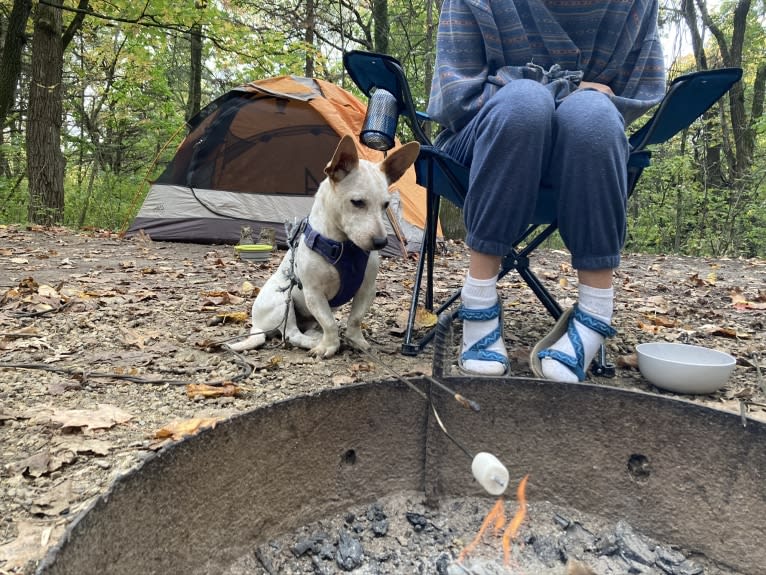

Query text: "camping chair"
[343, 50, 742, 375]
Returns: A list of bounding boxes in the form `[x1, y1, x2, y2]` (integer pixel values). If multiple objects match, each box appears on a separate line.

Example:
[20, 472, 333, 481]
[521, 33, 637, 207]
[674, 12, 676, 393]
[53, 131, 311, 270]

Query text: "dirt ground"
[1, 224, 764, 574]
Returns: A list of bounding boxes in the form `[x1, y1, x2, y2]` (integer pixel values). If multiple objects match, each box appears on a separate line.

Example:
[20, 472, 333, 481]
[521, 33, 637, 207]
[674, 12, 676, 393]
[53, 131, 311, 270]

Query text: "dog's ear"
[380, 141, 420, 184]
[325, 135, 360, 183]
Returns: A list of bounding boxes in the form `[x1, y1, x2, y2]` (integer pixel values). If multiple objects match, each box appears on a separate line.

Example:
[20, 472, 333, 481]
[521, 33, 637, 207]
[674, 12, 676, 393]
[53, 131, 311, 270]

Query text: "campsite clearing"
[1, 224, 765, 573]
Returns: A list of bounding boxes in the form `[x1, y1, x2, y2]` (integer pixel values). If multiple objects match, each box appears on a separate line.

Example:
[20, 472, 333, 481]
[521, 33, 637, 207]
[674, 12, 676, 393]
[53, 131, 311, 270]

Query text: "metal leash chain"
[274, 218, 306, 344]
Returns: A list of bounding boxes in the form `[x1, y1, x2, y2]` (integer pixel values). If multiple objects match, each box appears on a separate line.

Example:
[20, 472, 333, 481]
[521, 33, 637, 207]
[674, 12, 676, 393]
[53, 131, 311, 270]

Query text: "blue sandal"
[531, 305, 616, 381]
[457, 301, 510, 376]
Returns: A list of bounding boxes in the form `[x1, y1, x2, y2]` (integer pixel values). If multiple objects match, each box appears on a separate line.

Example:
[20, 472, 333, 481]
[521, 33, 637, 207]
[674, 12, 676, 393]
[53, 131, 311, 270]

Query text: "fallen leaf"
[646, 316, 677, 328]
[53, 437, 113, 456]
[185, 383, 241, 398]
[348, 362, 375, 374]
[617, 353, 639, 369]
[12, 450, 52, 477]
[153, 417, 219, 441]
[730, 288, 766, 310]
[37, 284, 59, 298]
[0, 520, 64, 571]
[120, 327, 146, 349]
[2, 326, 41, 338]
[215, 311, 250, 323]
[30, 480, 73, 517]
[332, 374, 356, 385]
[50, 404, 133, 432]
[394, 307, 437, 334]
[637, 320, 661, 334]
[240, 280, 258, 297]
[697, 324, 744, 339]
[645, 295, 668, 309]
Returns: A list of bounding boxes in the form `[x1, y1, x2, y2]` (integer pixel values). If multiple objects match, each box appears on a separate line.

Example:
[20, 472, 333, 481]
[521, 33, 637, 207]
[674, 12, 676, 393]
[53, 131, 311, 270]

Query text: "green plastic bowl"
[234, 244, 273, 262]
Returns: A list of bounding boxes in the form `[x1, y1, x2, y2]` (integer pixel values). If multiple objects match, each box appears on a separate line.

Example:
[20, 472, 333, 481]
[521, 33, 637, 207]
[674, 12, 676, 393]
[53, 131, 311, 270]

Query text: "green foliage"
[0, 0, 763, 257]
[62, 169, 146, 231]
[627, 138, 766, 258]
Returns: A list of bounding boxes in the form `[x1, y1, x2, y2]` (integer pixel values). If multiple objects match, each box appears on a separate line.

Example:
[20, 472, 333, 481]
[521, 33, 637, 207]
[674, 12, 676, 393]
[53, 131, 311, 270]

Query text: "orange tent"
[127, 76, 432, 257]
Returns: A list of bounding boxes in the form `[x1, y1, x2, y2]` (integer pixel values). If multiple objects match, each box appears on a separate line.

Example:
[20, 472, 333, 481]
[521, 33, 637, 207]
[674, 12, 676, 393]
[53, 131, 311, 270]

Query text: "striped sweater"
[427, 0, 666, 134]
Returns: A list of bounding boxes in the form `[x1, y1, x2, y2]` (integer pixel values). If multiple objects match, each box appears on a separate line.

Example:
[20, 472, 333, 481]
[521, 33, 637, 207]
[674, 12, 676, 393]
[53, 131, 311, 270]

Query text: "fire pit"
[36, 377, 766, 574]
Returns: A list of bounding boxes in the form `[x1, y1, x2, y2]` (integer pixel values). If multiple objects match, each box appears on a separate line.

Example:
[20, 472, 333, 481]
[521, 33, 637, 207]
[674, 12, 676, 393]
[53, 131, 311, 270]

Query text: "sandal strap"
[537, 305, 616, 382]
[458, 301, 509, 372]
[573, 305, 617, 338]
[538, 348, 587, 381]
[457, 301, 501, 321]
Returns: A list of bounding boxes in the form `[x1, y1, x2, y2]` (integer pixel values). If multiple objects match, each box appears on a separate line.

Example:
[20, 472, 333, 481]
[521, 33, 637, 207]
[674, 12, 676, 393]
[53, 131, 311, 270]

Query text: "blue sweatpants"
[439, 80, 630, 270]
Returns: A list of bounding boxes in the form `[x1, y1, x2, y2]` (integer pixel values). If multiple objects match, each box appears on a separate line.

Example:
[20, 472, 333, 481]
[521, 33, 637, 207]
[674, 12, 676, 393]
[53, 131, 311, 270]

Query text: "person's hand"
[578, 81, 614, 96]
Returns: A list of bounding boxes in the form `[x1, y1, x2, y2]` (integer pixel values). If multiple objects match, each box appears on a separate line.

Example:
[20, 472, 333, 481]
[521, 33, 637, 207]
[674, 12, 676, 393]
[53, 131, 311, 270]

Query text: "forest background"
[0, 0, 764, 258]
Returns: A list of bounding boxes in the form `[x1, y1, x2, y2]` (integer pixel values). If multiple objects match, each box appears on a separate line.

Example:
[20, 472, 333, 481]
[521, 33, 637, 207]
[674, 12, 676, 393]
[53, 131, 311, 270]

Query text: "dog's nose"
[372, 236, 388, 250]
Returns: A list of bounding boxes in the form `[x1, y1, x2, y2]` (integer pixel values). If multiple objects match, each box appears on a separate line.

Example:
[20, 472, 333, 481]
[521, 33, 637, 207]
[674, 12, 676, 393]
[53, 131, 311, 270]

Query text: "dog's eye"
[351, 199, 366, 209]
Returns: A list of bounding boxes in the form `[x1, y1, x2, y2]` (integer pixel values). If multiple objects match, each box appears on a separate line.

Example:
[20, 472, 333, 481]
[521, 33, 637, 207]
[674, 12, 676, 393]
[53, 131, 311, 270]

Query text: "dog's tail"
[226, 333, 266, 352]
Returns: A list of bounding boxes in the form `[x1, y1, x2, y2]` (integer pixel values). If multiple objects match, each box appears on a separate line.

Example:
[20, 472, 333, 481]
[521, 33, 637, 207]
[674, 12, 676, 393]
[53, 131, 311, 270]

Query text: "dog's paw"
[344, 334, 371, 352]
[309, 343, 340, 359]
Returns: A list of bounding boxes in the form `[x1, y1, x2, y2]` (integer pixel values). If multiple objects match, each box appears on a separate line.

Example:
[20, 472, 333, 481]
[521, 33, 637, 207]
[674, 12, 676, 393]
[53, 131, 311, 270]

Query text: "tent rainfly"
[126, 75, 430, 257]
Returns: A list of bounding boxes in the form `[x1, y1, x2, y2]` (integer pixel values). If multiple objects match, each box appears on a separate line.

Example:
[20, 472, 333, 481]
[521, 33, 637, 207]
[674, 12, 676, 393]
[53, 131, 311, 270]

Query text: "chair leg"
[591, 345, 616, 377]
[424, 191, 440, 312]
[402, 164, 442, 356]
[401, 227, 429, 356]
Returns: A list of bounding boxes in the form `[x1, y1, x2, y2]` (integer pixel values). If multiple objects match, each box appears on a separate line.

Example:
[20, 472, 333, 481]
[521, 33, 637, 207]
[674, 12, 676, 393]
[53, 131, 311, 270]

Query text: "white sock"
[460, 274, 508, 375]
[541, 284, 614, 382]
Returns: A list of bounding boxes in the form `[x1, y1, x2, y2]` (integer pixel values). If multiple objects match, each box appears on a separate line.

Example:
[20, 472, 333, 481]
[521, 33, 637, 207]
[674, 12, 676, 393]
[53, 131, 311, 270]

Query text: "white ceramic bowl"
[636, 342, 736, 394]
[234, 244, 272, 262]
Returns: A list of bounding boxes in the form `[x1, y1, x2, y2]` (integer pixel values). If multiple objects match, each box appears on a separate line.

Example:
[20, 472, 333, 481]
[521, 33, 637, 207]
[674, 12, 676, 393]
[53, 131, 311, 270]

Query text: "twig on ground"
[0, 347, 252, 387]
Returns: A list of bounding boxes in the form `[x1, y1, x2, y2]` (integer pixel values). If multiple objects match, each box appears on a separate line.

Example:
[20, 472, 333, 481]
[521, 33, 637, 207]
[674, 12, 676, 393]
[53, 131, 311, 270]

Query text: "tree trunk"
[304, 0, 315, 77]
[0, 0, 32, 128]
[372, 0, 388, 54]
[186, 0, 206, 122]
[27, 0, 65, 225]
[186, 23, 203, 122]
[694, 0, 754, 179]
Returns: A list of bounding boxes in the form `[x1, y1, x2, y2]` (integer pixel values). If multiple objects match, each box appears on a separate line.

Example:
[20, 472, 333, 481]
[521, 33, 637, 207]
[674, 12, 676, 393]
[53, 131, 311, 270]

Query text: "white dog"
[229, 135, 419, 358]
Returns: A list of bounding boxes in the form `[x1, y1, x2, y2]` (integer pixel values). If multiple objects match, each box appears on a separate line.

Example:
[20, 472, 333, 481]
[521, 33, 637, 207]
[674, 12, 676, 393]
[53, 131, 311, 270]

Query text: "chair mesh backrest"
[629, 68, 742, 149]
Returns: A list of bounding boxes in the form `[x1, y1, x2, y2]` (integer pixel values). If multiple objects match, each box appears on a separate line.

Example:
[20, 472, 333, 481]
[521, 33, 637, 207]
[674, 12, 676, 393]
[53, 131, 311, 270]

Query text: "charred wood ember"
[224, 495, 741, 575]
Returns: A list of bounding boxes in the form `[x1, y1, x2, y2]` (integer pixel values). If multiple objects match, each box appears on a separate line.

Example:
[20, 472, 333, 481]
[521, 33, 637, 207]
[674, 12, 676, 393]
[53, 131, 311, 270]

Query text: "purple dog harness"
[300, 219, 370, 307]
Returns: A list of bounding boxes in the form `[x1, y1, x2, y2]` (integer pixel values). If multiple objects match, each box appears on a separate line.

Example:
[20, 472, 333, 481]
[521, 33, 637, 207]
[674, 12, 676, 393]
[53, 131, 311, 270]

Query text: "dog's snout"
[372, 236, 388, 250]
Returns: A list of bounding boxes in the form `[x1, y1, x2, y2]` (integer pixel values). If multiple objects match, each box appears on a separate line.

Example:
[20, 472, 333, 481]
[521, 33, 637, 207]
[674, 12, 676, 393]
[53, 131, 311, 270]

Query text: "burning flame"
[458, 474, 529, 567]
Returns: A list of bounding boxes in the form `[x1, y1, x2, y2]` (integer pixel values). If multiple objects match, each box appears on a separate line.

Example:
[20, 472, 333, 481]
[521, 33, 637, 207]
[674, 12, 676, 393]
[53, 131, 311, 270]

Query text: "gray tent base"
[125, 183, 408, 257]
[126, 215, 405, 258]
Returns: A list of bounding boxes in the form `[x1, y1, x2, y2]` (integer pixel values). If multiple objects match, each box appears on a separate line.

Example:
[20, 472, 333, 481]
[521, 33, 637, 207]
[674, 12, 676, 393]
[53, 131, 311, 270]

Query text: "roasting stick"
[349, 338, 481, 412]
[347, 338, 509, 495]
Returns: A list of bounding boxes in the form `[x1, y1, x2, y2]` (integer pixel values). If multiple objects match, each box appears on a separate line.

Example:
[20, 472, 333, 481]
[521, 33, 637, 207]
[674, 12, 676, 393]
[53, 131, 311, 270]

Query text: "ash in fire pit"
[223, 491, 742, 575]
